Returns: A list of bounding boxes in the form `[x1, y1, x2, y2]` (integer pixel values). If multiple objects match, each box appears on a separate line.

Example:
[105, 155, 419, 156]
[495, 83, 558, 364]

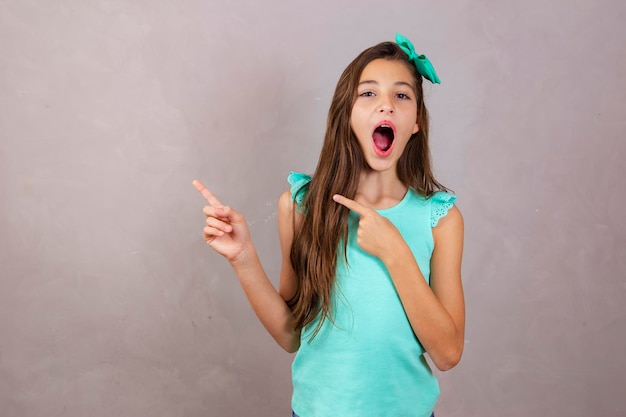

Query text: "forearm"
[193, 182, 301, 352]
[230, 246, 301, 353]
[383, 246, 463, 371]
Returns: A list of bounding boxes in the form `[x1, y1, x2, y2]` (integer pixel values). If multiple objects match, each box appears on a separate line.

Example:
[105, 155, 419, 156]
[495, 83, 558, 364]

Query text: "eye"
[359, 91, 375, 97]
[396, 92, 412, 100]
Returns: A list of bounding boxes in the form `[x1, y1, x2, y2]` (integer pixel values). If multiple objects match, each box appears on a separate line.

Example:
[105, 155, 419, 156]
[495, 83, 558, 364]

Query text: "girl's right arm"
[193, 180, 301, 353]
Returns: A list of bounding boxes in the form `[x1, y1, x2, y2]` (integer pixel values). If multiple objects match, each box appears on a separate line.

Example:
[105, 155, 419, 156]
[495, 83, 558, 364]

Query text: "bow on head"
[395, 33, 441, 84]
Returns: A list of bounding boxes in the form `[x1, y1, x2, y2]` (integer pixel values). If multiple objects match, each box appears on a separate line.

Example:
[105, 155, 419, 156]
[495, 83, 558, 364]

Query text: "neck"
[355, 170, 407, 210]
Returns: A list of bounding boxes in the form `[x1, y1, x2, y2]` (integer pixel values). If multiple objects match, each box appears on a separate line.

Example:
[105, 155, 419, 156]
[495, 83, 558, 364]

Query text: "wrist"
[381, 239, 412, 268]
[229, 243, 258, 271]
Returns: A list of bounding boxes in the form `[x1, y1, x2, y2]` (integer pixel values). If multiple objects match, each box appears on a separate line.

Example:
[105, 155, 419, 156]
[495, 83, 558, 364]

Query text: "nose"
[378, 96, 394, 114]
[378, 104, 394, 114]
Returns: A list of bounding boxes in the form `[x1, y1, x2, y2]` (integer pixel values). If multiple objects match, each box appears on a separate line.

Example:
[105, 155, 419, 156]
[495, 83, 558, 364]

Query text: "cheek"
[350, 111, 368, 135]
[349, 109, 359, 132]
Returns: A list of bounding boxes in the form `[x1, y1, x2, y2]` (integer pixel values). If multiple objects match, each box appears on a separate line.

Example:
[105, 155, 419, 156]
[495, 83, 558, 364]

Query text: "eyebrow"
[357, 80, 415, 89]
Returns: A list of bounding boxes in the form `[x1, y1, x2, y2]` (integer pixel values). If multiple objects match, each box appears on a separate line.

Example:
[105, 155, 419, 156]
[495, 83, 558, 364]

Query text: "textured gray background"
[1, 1, 625, 416]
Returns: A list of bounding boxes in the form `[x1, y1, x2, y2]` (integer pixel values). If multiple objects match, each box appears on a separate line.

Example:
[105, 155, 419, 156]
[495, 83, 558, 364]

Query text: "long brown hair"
[289, 41, 447, 338]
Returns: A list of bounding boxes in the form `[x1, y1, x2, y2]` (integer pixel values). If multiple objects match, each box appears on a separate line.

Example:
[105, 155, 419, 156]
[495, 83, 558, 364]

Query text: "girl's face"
[350, 58, 419, 173]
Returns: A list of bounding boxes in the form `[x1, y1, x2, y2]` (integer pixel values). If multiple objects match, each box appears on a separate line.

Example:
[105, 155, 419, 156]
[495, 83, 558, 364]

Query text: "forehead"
[359, 59, 416, 85]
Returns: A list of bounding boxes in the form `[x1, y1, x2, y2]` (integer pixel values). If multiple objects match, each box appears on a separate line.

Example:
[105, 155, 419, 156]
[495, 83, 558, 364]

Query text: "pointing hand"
[332, 194, 404, 261]
[193, 180, 252, 263]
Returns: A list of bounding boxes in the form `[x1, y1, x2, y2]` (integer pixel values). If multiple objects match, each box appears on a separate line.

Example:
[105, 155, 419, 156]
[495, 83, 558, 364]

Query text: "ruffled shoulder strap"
[430, 191, 457, 227]
[287, 171, 312, 208]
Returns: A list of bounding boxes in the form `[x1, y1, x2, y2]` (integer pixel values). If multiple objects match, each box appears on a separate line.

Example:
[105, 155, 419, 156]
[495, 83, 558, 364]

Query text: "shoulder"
[278, 189, 295, 217]
[429, 191, 458, 227]
[278, 172, 309, 225]
[434, 205, 463, 231]
[287, 171, 312, 206]
[430, 191, 463, 244]
[432, 204, 463, 252]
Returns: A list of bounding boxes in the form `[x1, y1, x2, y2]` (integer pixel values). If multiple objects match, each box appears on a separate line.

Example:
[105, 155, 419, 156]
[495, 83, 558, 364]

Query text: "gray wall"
[1, 1, 625, 416]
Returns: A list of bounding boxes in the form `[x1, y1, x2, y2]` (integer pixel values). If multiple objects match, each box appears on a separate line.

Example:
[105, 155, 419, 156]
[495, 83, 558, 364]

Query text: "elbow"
[434, 357, 460, 372]
[432, 346, 463, 372]
[282, 344, 299, 354]
[277, 333, 301, 354]
[280, 340, 300, 354]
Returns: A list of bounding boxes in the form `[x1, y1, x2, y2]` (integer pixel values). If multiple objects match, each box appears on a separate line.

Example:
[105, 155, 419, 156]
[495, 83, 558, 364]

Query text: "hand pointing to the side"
[193, 179, 252, 264]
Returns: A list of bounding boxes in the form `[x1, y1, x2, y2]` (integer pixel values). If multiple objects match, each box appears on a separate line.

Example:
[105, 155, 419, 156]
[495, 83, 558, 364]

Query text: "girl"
[193, 33, 464, 417]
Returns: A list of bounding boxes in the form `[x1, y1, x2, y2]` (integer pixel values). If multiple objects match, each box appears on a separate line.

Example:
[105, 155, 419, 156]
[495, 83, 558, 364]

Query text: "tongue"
[373, 131, 393, 151]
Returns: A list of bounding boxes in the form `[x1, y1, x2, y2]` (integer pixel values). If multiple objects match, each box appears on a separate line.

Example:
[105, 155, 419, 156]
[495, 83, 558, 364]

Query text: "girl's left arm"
[333, 195, 465, 371]
[422, 205, 465, 370]
[387, 205, 465, 371]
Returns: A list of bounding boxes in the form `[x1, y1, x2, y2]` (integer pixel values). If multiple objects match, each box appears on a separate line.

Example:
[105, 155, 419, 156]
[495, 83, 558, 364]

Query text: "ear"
[412, 120, 419, 135]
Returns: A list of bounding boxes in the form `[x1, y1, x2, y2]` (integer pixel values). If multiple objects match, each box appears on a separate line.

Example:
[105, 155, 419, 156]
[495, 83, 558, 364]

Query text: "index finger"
[332, 194, 368, 215]
[192, 180, 224, 207]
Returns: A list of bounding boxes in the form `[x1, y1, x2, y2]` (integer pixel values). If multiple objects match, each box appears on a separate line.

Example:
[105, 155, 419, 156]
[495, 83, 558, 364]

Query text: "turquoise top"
[287, 172, 456, 417]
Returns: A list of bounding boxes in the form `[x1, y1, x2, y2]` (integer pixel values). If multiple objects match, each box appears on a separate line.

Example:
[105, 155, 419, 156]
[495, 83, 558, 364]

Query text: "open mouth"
[373, 124, 395, 153]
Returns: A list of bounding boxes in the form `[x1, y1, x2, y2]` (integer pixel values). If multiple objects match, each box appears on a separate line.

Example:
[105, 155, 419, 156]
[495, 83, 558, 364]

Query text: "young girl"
[193, 33, 465, 417]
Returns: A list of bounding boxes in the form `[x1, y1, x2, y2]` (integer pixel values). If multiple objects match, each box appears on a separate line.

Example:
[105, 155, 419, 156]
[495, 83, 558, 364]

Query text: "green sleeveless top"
[287, 172, 456, 417]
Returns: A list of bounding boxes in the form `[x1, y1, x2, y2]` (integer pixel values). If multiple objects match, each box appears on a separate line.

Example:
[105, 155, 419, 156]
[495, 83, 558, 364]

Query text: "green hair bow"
[395, 33, 441, 84]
